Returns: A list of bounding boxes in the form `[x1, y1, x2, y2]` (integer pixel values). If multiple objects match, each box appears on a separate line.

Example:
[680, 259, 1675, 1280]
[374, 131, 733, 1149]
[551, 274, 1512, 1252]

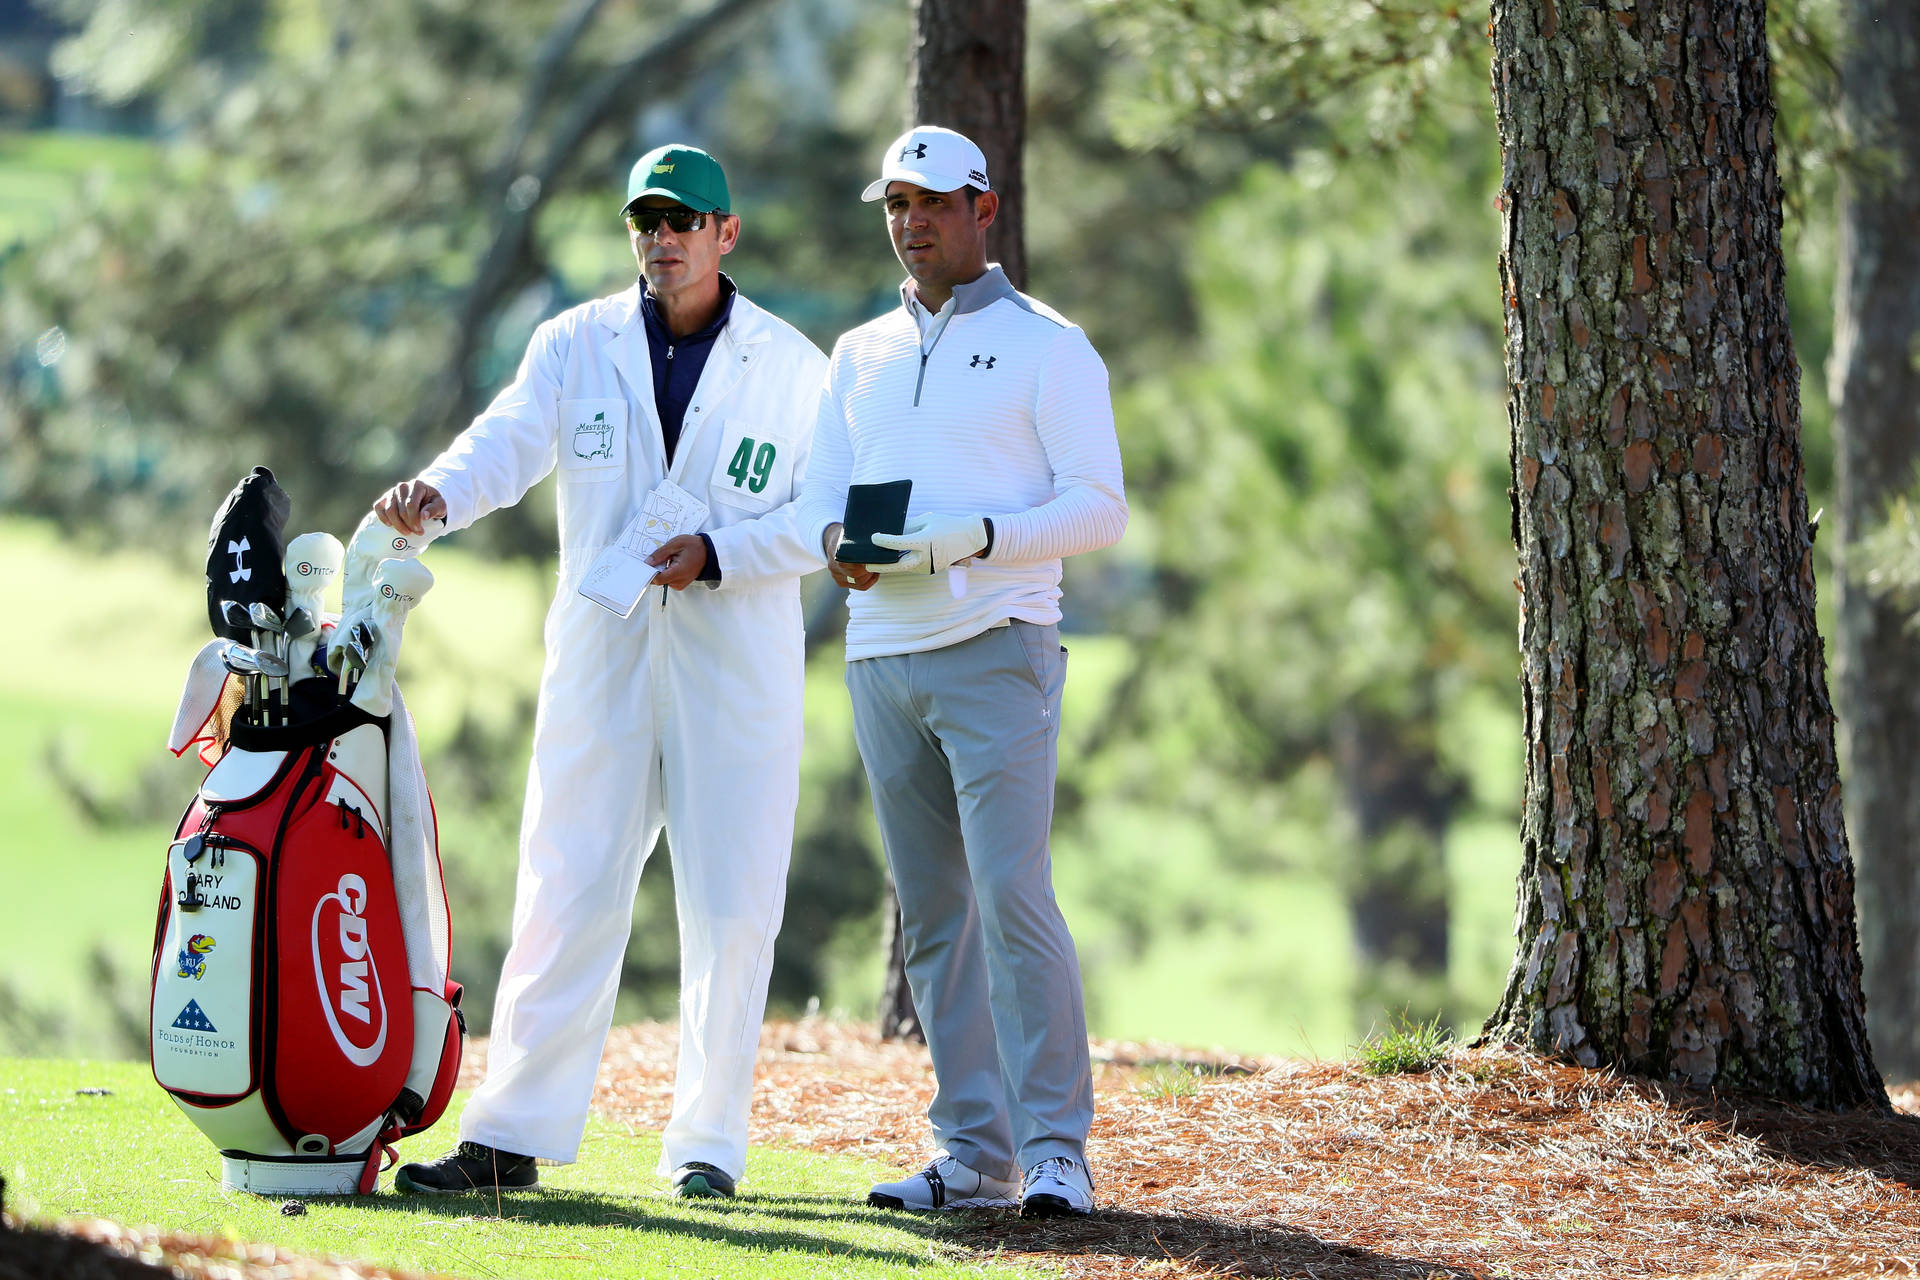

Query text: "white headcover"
[341, 511, 442, 618]
[348, 557, 434, 717]
[283, 531, 345, 630]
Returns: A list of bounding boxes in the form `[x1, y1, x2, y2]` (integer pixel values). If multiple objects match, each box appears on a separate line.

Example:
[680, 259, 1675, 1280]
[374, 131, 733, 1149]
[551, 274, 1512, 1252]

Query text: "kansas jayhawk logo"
[574, 412, 614, 459]
[176, 934, 216, 980]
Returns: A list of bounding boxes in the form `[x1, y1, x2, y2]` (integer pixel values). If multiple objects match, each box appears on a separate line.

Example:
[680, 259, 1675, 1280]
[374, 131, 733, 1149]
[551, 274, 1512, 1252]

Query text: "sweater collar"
[899, 263, 1016, 319]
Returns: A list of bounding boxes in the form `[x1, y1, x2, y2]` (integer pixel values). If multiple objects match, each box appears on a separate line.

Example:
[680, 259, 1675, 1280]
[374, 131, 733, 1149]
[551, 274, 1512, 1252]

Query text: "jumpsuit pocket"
[709, 420, 794, 511]
[558, 398, 627, 481]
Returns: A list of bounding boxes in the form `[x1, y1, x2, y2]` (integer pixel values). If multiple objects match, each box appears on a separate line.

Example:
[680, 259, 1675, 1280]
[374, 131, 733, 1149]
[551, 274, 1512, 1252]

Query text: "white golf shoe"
[1019, 1155, 1094, 1218]
[867, 1152, 1019, 1211]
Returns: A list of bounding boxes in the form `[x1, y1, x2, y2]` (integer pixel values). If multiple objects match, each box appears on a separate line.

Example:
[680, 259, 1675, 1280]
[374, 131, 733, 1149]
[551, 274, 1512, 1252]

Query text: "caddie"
[374, 143, 827, 1199]
[798, 125, 1128, 1217]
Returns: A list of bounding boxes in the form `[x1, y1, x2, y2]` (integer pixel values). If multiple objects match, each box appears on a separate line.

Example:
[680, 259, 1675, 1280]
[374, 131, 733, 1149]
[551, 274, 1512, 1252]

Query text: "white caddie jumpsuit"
[415, 285, 828, 1176]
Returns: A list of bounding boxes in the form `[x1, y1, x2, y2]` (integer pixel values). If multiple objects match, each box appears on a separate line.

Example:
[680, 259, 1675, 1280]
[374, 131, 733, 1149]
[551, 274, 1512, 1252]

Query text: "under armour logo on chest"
[901, 143, 929, 160]
[969, 354, 997, 369]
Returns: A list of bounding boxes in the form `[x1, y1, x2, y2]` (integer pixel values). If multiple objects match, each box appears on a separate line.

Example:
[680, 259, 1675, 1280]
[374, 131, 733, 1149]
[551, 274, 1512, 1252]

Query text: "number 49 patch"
[726, 437, 778, 493]
[711, 424, 790, 508]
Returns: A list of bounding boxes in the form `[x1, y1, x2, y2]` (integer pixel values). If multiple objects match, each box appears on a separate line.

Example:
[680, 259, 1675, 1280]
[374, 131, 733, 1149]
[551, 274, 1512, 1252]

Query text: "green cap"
[623, 144, 730, 215]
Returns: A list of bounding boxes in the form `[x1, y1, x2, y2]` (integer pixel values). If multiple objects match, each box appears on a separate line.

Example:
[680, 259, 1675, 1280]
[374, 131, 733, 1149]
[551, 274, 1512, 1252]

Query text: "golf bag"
[155, 598, 459, 1196]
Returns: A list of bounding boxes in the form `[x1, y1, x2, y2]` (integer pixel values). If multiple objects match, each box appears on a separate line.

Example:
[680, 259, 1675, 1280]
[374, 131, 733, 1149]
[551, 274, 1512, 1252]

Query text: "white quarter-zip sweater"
[800, 267, 1129, 660]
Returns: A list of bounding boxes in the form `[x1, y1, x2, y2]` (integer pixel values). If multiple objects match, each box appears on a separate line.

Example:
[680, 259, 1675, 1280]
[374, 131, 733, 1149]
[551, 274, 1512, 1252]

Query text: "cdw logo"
[312, 873, 389, 1067]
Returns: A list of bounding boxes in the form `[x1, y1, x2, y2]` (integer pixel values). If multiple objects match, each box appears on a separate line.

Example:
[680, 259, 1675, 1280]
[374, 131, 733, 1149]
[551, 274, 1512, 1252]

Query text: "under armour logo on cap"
[864, 126, 991, 202]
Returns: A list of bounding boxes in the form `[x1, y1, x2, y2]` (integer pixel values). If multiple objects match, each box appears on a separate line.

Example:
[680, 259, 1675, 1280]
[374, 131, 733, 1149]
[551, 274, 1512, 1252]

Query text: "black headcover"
[205, 467, 292, 641]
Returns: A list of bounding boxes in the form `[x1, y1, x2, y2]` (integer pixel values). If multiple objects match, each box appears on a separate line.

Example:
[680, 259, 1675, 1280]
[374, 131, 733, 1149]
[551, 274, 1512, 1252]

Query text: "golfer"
[375, 143, 827, 1199]
[797, 125, 1128, 1217]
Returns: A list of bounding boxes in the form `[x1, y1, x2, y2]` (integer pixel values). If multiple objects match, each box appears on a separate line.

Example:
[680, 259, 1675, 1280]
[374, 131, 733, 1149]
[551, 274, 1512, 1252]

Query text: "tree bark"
[910, 0, 1027, 288]
[870, 0, 1029, 1042]
[1483, 0, 1884, 1107]
[877, 892, 922, 1042]
[1830, 0, 1920, 1082]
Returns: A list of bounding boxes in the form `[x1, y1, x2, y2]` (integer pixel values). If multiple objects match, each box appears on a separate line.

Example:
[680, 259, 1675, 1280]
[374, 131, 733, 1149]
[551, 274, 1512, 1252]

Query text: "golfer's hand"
[824, 522, 878, 592]
[872, 514, 987, 574]
[375, 481, 446, 537]
[648, 535, 707, 590]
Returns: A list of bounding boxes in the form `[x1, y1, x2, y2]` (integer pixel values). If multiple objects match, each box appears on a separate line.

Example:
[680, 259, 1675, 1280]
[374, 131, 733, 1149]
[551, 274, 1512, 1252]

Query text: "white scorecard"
[578, 480, 711, 618]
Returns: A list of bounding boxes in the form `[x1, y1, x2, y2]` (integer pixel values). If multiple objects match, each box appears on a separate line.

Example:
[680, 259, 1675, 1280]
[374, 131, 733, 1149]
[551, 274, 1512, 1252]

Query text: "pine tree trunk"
[909, 0, 1027, 287]
[872, 0, 1029, 1043]
[877, 893, 922, 1042]
[1483, 0, 1884, 1107]
[1831, 0, 1920, 1082]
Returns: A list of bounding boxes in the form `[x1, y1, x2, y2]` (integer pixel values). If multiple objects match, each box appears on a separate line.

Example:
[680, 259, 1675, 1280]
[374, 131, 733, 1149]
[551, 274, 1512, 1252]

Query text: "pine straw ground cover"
[10, 1024, 1917, 1279]
[585, 1021, 1920, 1280]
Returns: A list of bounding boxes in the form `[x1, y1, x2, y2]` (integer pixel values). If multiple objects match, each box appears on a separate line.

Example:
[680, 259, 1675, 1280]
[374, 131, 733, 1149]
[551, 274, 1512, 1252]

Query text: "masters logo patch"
[574, 412, 614, 460]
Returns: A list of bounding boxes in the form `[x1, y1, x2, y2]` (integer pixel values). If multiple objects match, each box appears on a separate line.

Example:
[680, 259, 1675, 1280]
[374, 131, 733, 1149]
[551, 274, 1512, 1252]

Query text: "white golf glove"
[870, 514, 988, 575]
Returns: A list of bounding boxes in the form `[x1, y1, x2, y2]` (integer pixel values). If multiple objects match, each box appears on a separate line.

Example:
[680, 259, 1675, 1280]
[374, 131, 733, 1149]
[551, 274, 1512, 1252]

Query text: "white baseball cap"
[861, 126, 991, 202]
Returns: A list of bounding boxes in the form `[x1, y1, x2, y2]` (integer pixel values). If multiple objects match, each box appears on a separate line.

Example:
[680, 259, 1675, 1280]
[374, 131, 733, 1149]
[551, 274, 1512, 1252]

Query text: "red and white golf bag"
[154, 666, 461, 1195]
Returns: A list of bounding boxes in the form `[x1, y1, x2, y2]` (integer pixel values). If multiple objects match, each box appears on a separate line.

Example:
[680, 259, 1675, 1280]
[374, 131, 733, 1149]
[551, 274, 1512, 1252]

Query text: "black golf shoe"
[670, 1161, 736, 1199]
[394, 1141, 537, 1195]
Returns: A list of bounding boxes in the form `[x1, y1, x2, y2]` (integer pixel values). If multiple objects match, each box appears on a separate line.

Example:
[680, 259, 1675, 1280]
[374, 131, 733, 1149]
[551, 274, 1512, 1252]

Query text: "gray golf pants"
[846, 620, 1094, 1182]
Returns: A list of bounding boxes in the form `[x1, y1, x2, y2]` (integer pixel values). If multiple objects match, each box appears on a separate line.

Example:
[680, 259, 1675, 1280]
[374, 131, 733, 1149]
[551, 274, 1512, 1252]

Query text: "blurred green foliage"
[0, 0, 907, 552]
[1080, 86, 1517, 1028]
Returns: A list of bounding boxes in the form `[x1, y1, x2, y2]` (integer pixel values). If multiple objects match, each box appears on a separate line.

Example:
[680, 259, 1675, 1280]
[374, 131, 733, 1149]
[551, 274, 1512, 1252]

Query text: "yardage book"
[578, 480, 711, 617]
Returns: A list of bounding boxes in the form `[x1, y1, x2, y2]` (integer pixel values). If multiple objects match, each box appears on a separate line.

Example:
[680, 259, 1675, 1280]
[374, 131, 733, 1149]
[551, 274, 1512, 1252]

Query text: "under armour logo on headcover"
[901, 143, 929, 160]
[970, 354, 996, 369]
[227, 537, 251, 583]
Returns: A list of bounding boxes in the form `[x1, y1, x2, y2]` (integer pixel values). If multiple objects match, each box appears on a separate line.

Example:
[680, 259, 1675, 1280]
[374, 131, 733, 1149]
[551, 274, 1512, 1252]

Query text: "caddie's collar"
[640, 271, 737, 343]
[899, 263, 1016, 318]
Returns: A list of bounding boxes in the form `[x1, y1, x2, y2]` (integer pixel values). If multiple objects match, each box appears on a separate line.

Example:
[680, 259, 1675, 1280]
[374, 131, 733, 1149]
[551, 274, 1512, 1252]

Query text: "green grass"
[1353, 1014, 1455, 1076]
[0, 129, 159, 248]
[1, 1059, 1019, 1279]
[1130, 1064, 1202, 1101]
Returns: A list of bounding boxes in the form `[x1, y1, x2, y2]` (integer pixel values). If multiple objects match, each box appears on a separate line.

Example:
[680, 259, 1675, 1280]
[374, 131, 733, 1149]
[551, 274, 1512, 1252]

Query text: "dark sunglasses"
[625, 208, 712, 235]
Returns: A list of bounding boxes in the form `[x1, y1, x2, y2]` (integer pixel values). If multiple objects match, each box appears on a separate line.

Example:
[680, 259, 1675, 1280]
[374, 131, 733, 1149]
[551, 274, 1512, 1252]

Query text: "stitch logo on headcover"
[311, 873, 390, 1067]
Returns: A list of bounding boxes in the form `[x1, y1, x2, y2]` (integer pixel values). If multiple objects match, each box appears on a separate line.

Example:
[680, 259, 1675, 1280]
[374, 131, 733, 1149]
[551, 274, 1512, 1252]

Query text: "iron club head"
[346, 619, 378, 669]
[217, 640, 289, 680]
[246, 602, 285, 635]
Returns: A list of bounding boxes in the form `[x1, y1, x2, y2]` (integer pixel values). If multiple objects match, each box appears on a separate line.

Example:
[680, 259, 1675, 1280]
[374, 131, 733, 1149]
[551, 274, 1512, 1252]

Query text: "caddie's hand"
[824, 522, 879, 592]
[375, 480, 446, 537]
[647, 534, 707, 590]
[871, 514, 987, 575]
